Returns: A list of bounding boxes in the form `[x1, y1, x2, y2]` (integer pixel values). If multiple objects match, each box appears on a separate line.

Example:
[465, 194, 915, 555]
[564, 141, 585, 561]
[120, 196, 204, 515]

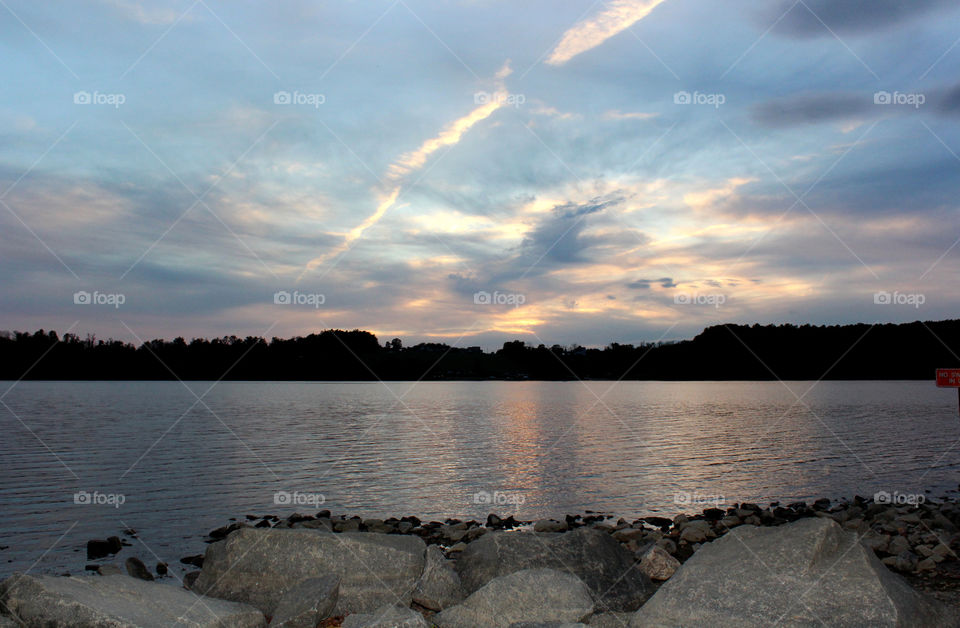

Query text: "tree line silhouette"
[1, 320, 959, 381]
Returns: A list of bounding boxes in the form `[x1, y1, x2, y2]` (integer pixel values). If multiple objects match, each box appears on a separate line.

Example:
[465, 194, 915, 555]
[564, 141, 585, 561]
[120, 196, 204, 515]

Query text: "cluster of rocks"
[4, 495, 960, 626]
[191, 495, 960, 579]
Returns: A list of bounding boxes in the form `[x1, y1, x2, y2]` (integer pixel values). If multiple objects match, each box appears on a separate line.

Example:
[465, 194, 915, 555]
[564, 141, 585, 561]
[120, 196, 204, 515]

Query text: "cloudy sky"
[2, 0, 960, 349]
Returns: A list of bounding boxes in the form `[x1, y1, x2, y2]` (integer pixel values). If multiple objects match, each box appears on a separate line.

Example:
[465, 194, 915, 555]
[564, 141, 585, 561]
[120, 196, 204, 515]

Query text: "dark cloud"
[766, 0, 952, 37]
[521, 196, 624, 263]
[627, 277, 675, 290]
[752, 92, 874, 127]
[937, 83, 960, 115]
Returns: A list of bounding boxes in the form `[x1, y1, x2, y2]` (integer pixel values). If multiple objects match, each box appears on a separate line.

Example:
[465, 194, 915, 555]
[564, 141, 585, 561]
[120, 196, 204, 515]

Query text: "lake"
[0, 380, 957, 578]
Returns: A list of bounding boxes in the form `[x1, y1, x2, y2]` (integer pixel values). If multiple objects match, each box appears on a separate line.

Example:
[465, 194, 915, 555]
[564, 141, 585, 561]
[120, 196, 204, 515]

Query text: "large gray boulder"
[271, 576, 340, 628]
[631, 517, 960, 627]
[342, 603, 430, 628]
[193, 528, 425, 616]
[457, 528, 651, 612]
[0, 573, 265, 627]
[435, 568, 593, 628]
[588, 613, 634, 627]
[412, 544, 464, 611]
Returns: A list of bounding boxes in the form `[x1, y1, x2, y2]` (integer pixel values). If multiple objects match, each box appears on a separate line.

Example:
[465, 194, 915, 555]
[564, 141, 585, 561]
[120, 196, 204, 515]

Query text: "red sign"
[937, 369, 960, 387]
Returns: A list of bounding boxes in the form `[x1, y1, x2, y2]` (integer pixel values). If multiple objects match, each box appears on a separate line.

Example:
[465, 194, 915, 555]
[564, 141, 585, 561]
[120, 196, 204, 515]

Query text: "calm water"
[1, 380, 958, 579]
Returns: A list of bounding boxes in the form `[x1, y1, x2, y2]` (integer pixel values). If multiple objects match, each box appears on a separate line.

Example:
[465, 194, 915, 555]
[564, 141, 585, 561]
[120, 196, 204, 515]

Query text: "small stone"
[156, 562, 168, 576]
[533, 519, 569, 533]
[183, 571, 201, 590]
[917, 558, 937, 572]
[86, 537, 122, 560]
[894, 551, 918, 573]
[97, 564, 122, 576]
[611, 528, 645, 543]
[656, 538, 677, 555]
[124, 557, 154, 581]
[861, 533, 890, 554]
[887, 535, 911, 556]
[679, 522, 710, 544]
[637, 545, 681, 581]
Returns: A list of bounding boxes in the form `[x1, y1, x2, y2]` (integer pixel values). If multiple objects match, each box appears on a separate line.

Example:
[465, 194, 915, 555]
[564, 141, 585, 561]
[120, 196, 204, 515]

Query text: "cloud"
[752, 92, 874, 127]
[602, 110, 659, 121]
[531, 104, 579, 120]
[386, 98, 504, 180]
[546, 0, 668, 66]
[297, 186, 402, 280]
[937, 82, 960, 115]
[521, 196, 624, 263]
[766, 0, 952, 37]
[684, 178, 755, 211]
[102, 0, 190, 25]
[298, 60, 514, 279]
[627, 277, 675, 289]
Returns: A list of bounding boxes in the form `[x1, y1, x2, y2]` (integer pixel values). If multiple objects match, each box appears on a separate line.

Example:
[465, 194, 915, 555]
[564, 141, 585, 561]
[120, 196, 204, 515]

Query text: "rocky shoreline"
[5, 493, 960, 626]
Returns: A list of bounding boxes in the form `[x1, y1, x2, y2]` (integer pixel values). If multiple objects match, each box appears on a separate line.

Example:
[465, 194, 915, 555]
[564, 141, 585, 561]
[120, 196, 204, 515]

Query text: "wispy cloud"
[298, 61, 515, 279]
[546, 0, 668, 66]
[602, 109, 659, 121]
[102, 0, 190, 25]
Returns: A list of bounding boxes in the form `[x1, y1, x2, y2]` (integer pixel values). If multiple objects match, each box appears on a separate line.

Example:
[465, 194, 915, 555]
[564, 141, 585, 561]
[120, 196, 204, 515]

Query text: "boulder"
[271, 576, 339, 628]
[435, 569, 593, 628]
[588, 613, 635, 628]
[0, 573, 264, 627]
[457, 528, 652, 612]
[631, 517, 959, 627]
[342, 603, 429, 628]
[412, 545, 463, 611]
[637, 545, 680, 581]
[193, 528, 425, 616]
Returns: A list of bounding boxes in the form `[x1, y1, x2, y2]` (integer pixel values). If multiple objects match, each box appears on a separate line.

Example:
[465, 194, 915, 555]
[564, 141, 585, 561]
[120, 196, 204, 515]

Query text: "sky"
[1, 0, 960, 350]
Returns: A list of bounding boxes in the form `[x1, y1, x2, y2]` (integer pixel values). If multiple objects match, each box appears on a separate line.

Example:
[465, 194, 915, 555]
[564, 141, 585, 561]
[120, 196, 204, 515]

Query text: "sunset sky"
[2, 0, 960, 349]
